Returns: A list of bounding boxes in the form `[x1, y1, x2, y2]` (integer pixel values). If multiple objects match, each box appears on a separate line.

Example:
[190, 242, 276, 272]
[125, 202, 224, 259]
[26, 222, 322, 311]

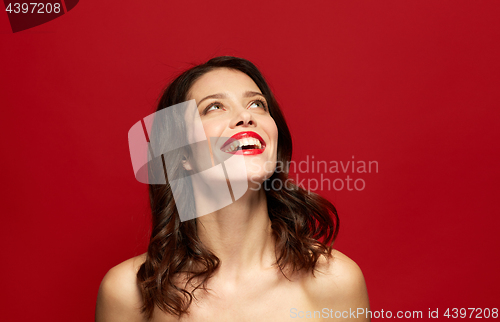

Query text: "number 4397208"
[5, 3, 62, 14]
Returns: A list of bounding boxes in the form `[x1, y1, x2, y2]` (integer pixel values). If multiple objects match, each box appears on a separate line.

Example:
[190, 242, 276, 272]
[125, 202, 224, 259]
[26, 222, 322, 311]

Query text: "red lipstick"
[220, 131, 266, 155]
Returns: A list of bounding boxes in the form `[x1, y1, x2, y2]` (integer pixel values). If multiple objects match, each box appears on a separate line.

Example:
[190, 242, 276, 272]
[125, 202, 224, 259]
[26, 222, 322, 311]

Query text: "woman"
[96, 56, 370, 321]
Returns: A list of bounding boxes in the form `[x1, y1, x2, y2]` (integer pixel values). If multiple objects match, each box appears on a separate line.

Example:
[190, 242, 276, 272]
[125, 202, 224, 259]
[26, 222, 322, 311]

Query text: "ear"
[182, 156, 192, 171]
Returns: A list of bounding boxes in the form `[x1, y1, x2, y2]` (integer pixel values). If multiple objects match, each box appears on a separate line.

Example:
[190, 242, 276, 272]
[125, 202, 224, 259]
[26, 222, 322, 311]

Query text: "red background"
[1, 1, 499, 321]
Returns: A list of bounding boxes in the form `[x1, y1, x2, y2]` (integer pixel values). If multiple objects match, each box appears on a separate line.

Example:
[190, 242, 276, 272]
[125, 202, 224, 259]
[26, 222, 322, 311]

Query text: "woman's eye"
[206, 104, 222, 113]
[249, 100, 267, 110]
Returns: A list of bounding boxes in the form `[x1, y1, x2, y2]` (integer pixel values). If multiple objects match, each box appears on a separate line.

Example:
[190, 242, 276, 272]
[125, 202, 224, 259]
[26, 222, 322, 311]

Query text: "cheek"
[264, 118, 279, 152]
[201, 119, 226, 140]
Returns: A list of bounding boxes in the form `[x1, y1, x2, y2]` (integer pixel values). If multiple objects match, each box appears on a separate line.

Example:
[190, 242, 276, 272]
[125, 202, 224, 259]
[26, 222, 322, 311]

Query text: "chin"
[245, 154, 276, 175]
[247, 165, 275, 188]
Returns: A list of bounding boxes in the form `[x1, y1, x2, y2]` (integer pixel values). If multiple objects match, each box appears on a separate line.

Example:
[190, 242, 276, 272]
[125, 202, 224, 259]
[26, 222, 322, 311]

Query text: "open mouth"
[220, 131, 266, 155]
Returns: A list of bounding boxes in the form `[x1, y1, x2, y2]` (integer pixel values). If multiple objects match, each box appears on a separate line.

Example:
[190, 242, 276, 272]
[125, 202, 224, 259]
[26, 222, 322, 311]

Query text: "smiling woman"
[95, 56, 370, 322]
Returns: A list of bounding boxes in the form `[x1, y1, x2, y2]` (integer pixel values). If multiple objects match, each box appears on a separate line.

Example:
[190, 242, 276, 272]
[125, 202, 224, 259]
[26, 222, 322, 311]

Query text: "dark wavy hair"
[137, 56, 339, 319]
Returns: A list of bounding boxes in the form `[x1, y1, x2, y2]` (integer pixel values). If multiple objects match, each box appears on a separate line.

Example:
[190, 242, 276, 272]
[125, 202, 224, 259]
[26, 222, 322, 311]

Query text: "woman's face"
[185, 68, 278, 186]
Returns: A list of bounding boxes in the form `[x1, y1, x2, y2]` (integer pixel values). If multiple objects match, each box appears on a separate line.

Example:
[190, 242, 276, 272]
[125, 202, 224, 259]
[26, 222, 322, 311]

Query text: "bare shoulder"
[304, 250, 370, 316]
[95, 253, 147, 322]
[315, 249, 366, 289]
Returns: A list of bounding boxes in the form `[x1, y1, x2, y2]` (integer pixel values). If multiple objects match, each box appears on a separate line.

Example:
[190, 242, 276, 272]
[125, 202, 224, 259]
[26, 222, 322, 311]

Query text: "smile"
[220, 131, 266, 155]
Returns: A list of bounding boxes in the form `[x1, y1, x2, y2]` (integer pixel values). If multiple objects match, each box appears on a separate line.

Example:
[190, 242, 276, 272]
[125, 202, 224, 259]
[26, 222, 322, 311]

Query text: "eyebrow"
[197, 91, 265, 107]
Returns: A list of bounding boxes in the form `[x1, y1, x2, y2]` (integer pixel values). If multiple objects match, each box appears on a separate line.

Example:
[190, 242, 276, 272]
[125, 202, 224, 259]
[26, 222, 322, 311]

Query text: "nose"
[230, 107, 256, 128]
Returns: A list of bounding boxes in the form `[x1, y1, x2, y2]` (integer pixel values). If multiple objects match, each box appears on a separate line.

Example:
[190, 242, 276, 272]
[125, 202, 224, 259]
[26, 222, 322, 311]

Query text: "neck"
[196, 188, 276, 278]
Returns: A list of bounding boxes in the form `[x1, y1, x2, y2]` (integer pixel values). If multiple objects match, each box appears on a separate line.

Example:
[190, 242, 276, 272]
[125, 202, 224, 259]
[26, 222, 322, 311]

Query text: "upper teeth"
[222, 137, 262, 152]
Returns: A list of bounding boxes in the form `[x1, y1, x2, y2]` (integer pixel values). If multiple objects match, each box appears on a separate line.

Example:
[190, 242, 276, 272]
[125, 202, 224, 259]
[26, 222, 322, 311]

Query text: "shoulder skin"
[95, 253, 147, 322]
[305, 249, 371, 320]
